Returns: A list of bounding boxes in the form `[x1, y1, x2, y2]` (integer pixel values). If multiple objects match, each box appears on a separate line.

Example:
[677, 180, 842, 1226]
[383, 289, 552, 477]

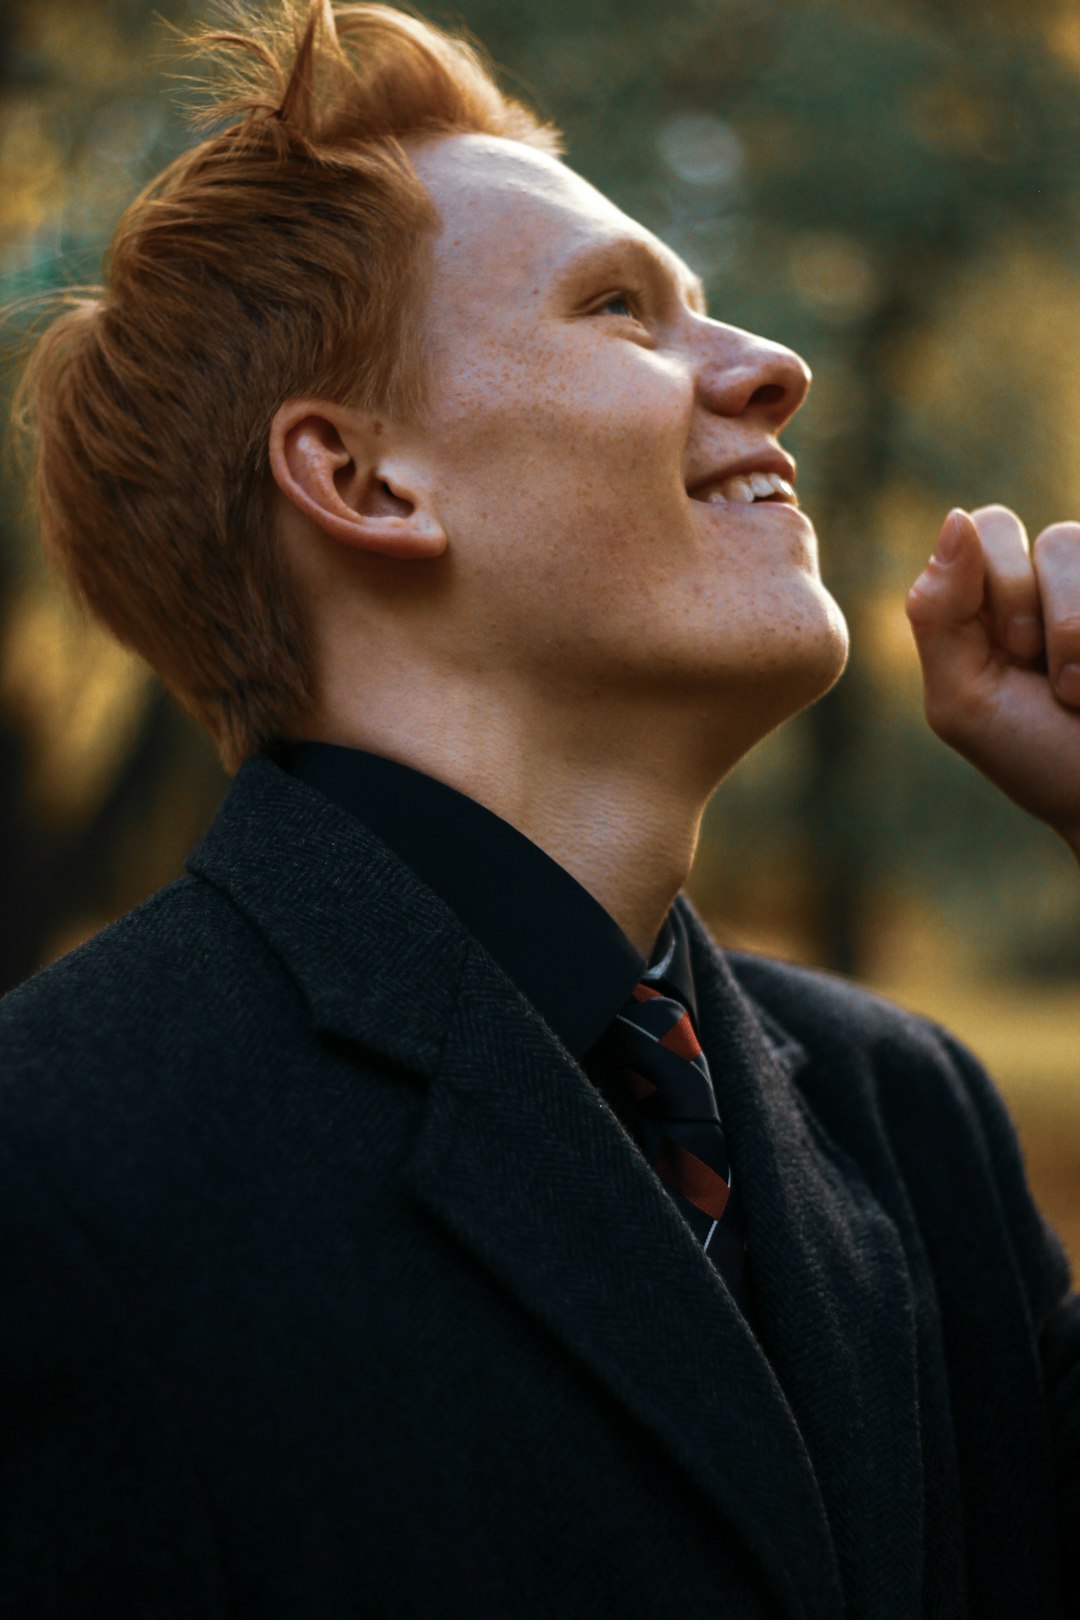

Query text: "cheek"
[420, 331, 696, 648]
[428, 333, 689, 516]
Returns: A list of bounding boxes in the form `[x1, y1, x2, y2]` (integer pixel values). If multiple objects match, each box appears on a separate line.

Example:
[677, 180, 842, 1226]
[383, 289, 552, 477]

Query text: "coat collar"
[189, 755, 921, 1620]
[187, 755, 471, 1075]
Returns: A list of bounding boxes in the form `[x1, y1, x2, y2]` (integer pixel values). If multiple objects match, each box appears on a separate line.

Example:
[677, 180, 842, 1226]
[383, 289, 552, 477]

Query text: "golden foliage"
[0, 577, 152, 829]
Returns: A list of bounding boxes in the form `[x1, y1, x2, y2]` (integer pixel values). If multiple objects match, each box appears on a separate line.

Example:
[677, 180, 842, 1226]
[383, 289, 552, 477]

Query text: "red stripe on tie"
[658, 1010, 702, 1062]
[632, 983, 663, 1004]
[623, 1067, 658, 1101]
[652, 1137, 730, 1220]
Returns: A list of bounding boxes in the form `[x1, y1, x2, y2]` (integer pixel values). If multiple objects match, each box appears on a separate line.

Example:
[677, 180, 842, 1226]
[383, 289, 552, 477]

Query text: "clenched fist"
[905, 505, 1080, 861]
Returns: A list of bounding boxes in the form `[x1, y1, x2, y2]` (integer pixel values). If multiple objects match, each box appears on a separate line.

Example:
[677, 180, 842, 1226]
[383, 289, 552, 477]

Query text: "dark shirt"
[274, 742, 700, 1129]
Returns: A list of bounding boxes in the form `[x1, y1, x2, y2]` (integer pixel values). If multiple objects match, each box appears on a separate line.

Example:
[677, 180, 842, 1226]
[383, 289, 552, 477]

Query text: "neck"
[304, 670, 759, 958]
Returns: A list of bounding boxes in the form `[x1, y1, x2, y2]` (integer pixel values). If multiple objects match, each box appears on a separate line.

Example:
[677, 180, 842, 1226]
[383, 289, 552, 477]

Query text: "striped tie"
[602, 974, 748, 1311]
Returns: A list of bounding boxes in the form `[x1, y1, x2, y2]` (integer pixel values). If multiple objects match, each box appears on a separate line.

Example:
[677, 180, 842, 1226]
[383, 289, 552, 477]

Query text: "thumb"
[905, 508, 990, 703]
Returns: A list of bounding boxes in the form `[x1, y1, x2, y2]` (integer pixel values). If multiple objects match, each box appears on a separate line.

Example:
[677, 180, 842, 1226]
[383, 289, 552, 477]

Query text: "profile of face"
[277, 132, 850, 766]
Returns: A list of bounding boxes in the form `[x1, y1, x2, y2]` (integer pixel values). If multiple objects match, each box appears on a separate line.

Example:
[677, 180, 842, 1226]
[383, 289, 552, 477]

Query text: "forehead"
[406, 133, 704, 309]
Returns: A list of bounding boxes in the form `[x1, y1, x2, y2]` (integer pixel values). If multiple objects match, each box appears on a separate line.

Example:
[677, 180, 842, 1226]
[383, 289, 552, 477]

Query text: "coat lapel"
[407, 935, 845, 1619]
[188, 758, 917, 1618]
[186, 756, 471, 1072]
[679, 899, 925, 1617]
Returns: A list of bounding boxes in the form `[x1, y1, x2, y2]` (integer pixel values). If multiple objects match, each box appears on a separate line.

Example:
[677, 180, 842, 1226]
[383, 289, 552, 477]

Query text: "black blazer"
[1, 754, 1077, 1619]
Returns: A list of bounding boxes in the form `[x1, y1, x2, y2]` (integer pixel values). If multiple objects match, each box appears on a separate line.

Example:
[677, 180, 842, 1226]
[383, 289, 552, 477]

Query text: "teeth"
[702, 470, 796, 507]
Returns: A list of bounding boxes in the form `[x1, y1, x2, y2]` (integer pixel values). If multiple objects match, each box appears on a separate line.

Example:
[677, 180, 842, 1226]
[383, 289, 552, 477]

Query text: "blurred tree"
[721, 0, 1080, 974]
[0, 0, 228, 990]
[0, 0, 44, 994]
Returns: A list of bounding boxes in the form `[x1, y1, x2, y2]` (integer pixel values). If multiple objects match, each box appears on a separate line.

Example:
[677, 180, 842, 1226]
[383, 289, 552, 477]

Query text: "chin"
[722, 584, 851, 737]
[800, 586, 851, 700]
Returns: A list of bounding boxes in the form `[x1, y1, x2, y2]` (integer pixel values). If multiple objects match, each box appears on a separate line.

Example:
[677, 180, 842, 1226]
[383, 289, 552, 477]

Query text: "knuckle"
[970, 503, 1025, 543]
[969, 503, 1015, 521]
[1033, 523, 1080, 560]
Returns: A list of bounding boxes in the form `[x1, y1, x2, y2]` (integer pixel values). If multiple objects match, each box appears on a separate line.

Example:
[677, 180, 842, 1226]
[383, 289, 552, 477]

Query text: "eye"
[594, 289, 645, 320]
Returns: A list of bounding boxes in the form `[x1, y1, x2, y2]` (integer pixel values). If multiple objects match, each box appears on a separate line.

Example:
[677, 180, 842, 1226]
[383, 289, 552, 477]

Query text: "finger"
[905, 509, 991, 721]
[967, 504, 1042, 659]
[1032, 522, 1080, 707]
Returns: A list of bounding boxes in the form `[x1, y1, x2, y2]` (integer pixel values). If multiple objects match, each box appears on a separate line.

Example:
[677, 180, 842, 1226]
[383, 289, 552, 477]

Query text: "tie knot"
[597, 979, 718, 1124]
[625, 981, 704, 1066]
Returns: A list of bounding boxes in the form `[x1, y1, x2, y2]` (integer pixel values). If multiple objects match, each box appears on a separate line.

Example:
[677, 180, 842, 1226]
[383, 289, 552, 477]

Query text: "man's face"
[398, 134, 848, 751]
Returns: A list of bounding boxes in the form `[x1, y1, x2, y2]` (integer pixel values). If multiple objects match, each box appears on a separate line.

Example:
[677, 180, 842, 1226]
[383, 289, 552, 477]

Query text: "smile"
[691, 470, 798, 507]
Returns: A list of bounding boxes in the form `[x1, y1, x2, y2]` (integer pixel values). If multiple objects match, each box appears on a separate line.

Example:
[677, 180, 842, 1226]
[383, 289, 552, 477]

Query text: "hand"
[905, 505, 1080, 860]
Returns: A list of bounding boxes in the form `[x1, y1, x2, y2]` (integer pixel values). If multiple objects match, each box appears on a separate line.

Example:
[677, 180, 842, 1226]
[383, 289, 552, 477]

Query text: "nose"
[696, 323, 811, 431]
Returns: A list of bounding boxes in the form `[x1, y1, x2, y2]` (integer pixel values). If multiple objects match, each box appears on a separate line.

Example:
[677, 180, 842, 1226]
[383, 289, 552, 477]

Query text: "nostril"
[748, 382, 786, 408]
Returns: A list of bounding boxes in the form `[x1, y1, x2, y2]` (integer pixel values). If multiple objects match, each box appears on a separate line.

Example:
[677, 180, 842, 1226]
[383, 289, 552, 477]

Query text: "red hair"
[11, 0, 563, 771]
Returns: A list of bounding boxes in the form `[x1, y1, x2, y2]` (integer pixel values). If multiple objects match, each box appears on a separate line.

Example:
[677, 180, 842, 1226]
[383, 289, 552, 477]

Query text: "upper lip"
[686, 448, 797, 497]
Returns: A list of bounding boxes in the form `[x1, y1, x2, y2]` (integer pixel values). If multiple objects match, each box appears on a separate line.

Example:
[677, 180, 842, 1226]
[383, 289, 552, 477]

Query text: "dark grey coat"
[1, 754, 1077, 1618]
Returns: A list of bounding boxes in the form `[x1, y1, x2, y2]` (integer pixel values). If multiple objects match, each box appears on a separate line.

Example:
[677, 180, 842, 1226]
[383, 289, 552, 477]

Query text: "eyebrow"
[552, 235, 708, 317]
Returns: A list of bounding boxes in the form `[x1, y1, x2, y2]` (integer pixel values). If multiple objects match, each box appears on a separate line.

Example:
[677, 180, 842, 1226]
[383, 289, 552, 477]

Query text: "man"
[3, 1, 1078, 1615]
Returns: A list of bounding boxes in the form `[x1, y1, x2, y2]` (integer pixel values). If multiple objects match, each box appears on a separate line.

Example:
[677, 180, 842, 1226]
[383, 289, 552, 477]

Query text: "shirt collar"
[640, 903, 699, 1024]
[274, 742, 665, 1060]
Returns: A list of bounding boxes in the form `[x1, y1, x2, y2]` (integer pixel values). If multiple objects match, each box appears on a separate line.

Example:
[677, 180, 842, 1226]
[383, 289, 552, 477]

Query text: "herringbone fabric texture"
[604, 975, 748, 1311]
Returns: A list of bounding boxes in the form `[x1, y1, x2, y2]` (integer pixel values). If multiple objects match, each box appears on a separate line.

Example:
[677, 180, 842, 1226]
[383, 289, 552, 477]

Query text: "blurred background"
[1, 0, 1079, 1260]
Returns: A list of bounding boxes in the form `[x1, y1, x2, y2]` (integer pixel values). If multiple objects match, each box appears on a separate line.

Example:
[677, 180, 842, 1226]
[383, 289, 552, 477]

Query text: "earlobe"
[268, 398, 447, 560]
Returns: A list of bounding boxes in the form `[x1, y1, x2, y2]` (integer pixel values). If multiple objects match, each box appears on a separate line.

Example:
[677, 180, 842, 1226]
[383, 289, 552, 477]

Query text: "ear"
[268, 398, 447, 560]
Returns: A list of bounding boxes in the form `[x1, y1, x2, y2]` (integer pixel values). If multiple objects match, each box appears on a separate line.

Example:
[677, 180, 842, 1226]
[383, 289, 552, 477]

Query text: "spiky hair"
[13, 0, 562, 770]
